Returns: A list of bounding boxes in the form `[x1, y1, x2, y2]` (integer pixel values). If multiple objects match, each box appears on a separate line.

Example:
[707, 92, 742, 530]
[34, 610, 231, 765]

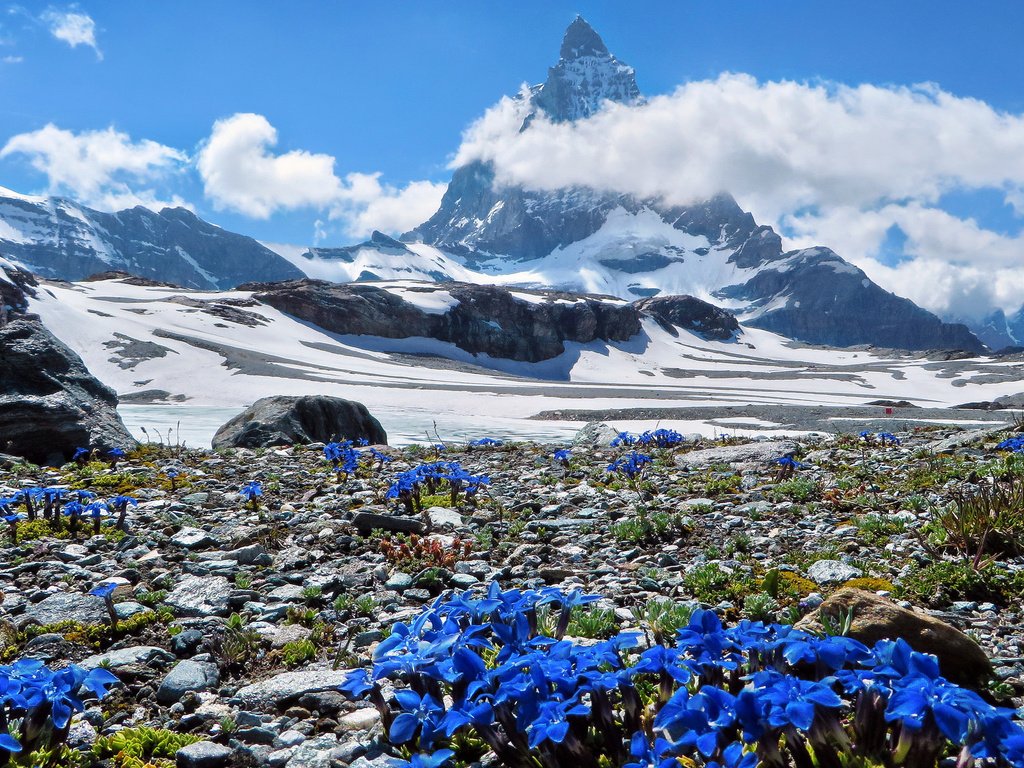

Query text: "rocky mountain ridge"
[0, 187, 303, 289]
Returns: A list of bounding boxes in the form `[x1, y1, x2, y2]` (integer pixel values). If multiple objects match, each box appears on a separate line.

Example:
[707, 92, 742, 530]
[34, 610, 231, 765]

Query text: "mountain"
[0, 187, 303, 289]
[967, 306, 1024, 352]
[392, 17, 984, 353]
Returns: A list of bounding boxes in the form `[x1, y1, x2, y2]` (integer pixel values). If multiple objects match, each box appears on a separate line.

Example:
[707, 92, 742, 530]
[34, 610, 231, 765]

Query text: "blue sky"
[1, 2, 1023, 317]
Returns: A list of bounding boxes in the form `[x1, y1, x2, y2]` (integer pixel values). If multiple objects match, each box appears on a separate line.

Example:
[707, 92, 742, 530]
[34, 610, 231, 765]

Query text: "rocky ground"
[1, 421, 1023, 768]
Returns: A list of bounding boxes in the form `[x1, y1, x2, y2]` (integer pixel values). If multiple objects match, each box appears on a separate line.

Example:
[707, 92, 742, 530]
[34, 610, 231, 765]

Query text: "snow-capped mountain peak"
[530, 15, 642, 123]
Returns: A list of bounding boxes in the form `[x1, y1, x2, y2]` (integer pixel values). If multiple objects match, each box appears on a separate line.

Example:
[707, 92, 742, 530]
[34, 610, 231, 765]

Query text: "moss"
[841, 577, 896, 593]
[777, 571, 818, 599]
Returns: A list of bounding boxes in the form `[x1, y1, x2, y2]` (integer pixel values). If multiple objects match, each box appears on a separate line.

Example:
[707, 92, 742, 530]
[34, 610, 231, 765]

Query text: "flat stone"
[527, 518, 592, 532]
[268, 624, 311, 649]
[170, 527, 220, 550]
[426, 506, 463, 531]
[233, 665, 358, 710]
[384, 572, 414, 591]
[226, 544, 272, 565]
[20, 591, 106, 627]
[676, 440, 799, 468]
[176, 740, 233, 768]
[573, 421, 620, 447]
[806, 560, 862, 585]
[82, 645, 174, 670]
[338, 708, 381, 732]
[157, 659, 220, 703]
[351, 511, 423, 535]
[165, 575, 231, 617]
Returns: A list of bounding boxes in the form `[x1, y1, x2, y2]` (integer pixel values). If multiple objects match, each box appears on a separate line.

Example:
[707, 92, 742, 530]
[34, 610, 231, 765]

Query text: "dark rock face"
[0, 194, 303, 289]
[247, 280, 642, 363]
[0, 317, 136, 465]
[719, 248, 984, 353]
[212, 395, 387, 449]
[635, 296, 740, 340]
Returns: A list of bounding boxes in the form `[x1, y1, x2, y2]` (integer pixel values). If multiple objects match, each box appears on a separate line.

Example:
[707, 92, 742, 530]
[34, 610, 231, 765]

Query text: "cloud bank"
[454, 75, 1024, 318]
[197, 113, 444, 237]
[0, 123, 187, 210]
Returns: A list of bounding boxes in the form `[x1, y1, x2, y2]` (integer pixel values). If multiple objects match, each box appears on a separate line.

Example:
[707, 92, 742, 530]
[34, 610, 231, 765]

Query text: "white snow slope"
[28, 275, 1024, 447]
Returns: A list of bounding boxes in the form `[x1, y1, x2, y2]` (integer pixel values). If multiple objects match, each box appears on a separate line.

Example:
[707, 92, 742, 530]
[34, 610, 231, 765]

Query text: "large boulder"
[635, 295, 740, 340]
[795, 588, 993, 688]
[213, 395, 387, 448]
[0, 316, 136, 465]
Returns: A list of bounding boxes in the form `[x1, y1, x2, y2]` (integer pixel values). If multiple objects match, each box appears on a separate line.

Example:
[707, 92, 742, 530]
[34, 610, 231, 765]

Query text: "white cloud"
[42, 7, 101, 59]
[2, 55, 22, 64]
[330, 173, 446, 238]
[0, 123, 188, 210]
[197, 112, 444, 236]
[455, 75, 1024, 316]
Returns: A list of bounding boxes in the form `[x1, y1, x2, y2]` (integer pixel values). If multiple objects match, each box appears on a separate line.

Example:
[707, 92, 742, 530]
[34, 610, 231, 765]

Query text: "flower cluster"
[0, 487, 136, 540]
[996, 436, 1024, 453]
[386, 461, 489, 512]
[469, 437, 504, 448]
[859, 431, 902, 446]
[608, 451, 653, 480]
[612, 429, 685, 449]
[0, 658, 119, 758]
[341, 584, 1024, 768]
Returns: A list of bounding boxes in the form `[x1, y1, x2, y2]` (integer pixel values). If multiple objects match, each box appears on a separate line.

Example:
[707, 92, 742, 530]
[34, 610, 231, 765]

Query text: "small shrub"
[92, 726, 202, 768]
[566, 606, 619, 639]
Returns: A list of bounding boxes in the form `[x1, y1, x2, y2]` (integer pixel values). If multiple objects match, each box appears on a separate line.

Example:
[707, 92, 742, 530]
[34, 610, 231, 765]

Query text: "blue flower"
[89, 582, 118, 599]
[389, 689, 445, 745]
[397, 749, 455, 768]
[240, 481, 262, 499]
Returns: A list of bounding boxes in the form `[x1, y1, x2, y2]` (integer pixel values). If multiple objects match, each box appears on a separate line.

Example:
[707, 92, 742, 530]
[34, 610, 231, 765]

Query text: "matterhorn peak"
[559, 16, 609, 60]
[530, 16, 642, 123]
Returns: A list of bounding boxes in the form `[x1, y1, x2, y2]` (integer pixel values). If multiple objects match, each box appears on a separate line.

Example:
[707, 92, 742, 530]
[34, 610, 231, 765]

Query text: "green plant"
[931, 475, 1024, 566]
[215, 613, 262, 674]
[234, 572, 253, 589]
[742, 592, 779, 623]
[302, 585, 324, 604]
[566, 606, 619, 639]
[354, 594, 377, 616]
[897, 560, 1024, 607]
[683, 563, 744, 604]
[724, 532, 751, 556]
[818, 606, 856, 637]
[767, 477, 819, 502]
[92, 727, 202, 768]
[281, 637, 317, 667]
[611, 508, 689, 545]
[634, 599, 695, 645]
[855, 513, 908, 544]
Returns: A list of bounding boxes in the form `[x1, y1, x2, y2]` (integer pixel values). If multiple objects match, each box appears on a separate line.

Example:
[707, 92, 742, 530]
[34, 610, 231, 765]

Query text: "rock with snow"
[212, 395, 387, 448]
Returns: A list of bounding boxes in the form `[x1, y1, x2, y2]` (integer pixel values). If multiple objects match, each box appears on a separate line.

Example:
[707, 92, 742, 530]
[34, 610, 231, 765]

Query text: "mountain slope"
[0, 187, 303, 289]
[389, 18, 983, 353]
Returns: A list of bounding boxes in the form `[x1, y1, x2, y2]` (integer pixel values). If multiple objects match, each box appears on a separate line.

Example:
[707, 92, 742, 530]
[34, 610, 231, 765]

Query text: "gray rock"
[676, 440, 800, 468]
[165, 575, 232, 617]
[928, 428, 1003, 454]
[233, 665, 358, 710]
[170, 527, 220, 550]
[176, 740, 233, 768]
[82, 645, 174, 670]
[225, 544, 271, 565]
[212, 395, 387, 448]
[806, 560, 863, 585]
[20, 591, 107, 627]
[157, 659, 220, 703]
[426, 506, 463, 531]
[573, 421, 620, 447]
[352, 511, 423, 535]
[384, 572, 414, 591]
[0, 315, 136, 465]
[637, 295, 739, 340]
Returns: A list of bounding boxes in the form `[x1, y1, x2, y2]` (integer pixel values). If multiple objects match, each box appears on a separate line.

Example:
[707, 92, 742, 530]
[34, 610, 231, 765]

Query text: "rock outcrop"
[795, 588, 993, 688]
[636, 295, 740, 340]
[0, 318, 136, 465]
[246, 280, 642, 363]
[212, 395, 387, 449]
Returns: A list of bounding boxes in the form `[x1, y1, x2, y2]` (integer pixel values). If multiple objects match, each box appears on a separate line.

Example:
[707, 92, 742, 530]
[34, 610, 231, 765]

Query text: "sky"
[1, 1, 1023, 320]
